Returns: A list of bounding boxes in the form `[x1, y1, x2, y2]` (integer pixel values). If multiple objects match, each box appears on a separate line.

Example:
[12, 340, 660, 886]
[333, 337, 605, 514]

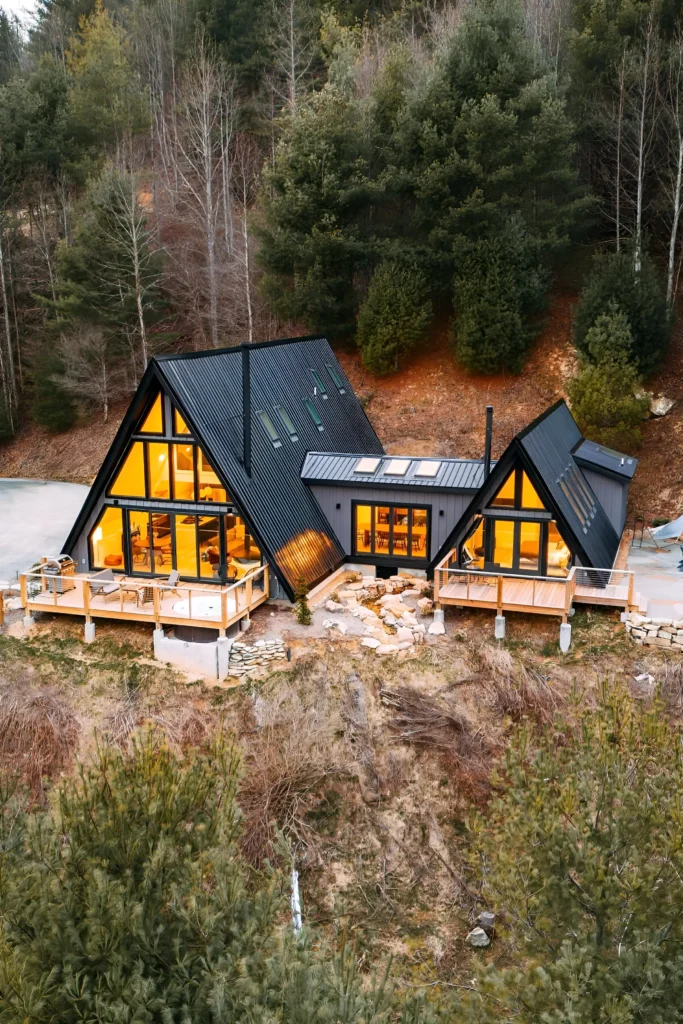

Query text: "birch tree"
[172, 39, 232, 348]
[659, 33, 683, 304]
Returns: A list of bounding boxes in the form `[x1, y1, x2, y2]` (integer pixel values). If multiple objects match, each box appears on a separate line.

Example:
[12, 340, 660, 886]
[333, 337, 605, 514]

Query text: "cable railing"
[20, 564, 269, 629]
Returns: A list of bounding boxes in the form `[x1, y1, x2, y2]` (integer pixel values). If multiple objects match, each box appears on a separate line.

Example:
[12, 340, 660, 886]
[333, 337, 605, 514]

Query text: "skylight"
[355, 457, 381, 474]
[257, 410, 282, 448]
[304, 398, 324, 431]
[415, 460, 441, 478]
[384, 459, 410, 476]
[326, 363, 346, 394]
[274, 405, 298, 442]
[310, 369, 328, 399]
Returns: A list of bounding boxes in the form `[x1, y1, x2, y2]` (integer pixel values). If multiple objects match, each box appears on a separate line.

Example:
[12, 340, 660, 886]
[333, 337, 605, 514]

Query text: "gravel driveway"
[0, 478, 89, 581]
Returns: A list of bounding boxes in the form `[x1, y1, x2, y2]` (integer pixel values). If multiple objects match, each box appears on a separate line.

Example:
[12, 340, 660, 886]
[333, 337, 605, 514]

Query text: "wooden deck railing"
[20, 564, 269, 631]
[434, 552, 636, 617]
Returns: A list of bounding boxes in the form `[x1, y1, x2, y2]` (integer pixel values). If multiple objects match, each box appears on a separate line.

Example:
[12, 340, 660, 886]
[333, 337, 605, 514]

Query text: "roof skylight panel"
[384, 459, 410, 476]
[415, 460, 441, 478]
[355, 457, 381, 473]
[304, 398, 324, 431]
[274, 405, 299, 442]
[310, 369, 328, 398]
[326, 364, 346, 394]
[257, 410, 282, 448]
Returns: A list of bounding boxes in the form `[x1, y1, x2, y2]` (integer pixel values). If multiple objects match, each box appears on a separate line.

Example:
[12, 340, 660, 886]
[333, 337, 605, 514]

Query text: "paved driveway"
[627, 536, 683, 619]
[0, 479, 89, 582]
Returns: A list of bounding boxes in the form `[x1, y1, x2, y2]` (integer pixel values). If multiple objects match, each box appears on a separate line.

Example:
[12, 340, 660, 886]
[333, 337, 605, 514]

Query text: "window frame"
[352, 500, 431, 562]
[325, 363, 346, 394]
[309, 368, 328, 398]
[257, 409, 283, 448]
[304, 398, 324, 431]
[274, 405, 299, 442]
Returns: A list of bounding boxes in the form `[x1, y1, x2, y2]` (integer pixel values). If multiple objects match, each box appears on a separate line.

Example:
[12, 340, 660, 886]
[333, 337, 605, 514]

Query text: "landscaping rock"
[396, 626, 414, 643]
[428, 620, 446, 635]
[650, 394, 675, 417]
[417, 597, 433, 614]
[361, 637, 381, 649]
[376, 643, 400, 655]
[466, 927, 491, 948]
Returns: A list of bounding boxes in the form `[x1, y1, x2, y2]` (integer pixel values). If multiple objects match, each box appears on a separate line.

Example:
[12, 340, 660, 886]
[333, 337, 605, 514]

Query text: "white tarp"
[651, 515, 683, 541]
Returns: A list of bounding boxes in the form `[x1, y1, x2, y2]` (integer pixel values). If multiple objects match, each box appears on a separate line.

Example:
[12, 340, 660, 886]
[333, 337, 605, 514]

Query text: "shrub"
[583, 302, 634, 364]
[574, 251, 671, 374]
[356, 261, 432, 374]
[568, 357, 648, 449]
[295, 575, 312, 625]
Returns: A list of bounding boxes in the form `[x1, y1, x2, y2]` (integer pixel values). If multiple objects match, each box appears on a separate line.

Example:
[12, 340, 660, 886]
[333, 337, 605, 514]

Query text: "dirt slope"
[1, 290, 681, 523]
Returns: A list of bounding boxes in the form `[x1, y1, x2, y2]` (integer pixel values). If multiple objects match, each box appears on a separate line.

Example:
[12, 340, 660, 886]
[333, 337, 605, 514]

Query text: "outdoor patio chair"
[156, 570, 180, 597]
[89, 569, 119, 601]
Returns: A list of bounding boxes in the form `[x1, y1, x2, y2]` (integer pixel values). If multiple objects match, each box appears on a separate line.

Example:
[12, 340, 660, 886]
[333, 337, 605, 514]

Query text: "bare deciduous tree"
[53, 325, 125, 423]
[268, 0, 318, 115]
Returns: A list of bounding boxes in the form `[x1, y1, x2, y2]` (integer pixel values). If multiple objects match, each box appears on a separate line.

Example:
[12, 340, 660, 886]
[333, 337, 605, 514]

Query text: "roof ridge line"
[154, 335, 328, 362]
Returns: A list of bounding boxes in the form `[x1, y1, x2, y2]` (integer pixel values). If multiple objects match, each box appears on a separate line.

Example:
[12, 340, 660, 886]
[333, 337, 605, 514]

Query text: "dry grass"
[0, 684, 80, 797]
[477, 644, 562, 725]
[239, 686, 352, 867]
[380, 685, 488, 770]
[103, 695, 213, 752]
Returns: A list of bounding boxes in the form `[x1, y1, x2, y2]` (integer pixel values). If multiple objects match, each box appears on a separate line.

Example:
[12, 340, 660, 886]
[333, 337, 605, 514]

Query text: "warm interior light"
[158, 453, 166, 462]
[92, 526, 103, 543]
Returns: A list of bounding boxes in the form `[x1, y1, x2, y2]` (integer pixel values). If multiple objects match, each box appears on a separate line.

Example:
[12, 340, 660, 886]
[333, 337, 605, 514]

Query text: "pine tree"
[356, 262, 432, 374]
[0, 731, 437, 1022]
[456, 687, 683, 1022]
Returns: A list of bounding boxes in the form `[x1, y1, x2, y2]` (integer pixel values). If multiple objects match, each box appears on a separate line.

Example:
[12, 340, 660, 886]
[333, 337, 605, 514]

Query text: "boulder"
[322, 619, 348, 635]
[417, 597, 434, 614]
[396, 640, 413, 651]
[477, 911, 496, 934]
[383, 613, 398, 627]
[4, 597, 22, 612]
[428, 620, 446, 635]
[400, 612, 418, 626]
[379, 593, 403, 607]
[644, 635, 671, 647]
[650, 394, 675, 417]
[376, 643, 400, 655]
[466, 927, 490, 948]
[325, 600, 344, 612]
[361, 637, 381, 649]
[396, 626, 414, 643]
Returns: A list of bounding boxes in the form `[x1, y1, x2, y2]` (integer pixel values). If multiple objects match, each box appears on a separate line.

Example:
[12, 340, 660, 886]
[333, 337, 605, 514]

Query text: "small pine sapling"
[295, 576, 312, 625]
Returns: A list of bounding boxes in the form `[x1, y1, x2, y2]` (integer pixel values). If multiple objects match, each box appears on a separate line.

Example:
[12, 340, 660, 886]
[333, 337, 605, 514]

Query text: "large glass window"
[492, 520, 515, 569]
[90, 507, 124, 570]
[198, 450, 227, 502]
[225, 515, 261, 579]
[547, 521, 571, 577]
[462, 518, 485, 569]
[110, 442, 146, 498]
[356, 505, 373, 554]
[521, 472, 544, 509]
[172, 444, 195, 501]
[140, 394, 164, 434]
[353, 503, 429, 560]
[129, 511, 152, 573]
[491, 468, 547, 511]
[198, 516, 221, 579]
[175, 516, 198, 577]
[148, 443, 170, 499]
[518, 521, 541, 572]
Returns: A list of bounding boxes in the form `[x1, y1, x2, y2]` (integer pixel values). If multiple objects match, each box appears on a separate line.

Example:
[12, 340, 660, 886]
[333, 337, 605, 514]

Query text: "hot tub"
[172, 595, 222, 619]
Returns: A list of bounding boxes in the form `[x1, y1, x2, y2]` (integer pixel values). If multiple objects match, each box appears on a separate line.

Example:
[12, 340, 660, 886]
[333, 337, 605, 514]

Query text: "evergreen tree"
[568, 358, 648, 449]
[583, 302, 635, 364]
[574, 250, 671, 375]
[32, 350, 78, 432]
[458, 687, 683, 1022]
[356, 261, 431, 374]
[0, 731, 435, 1023]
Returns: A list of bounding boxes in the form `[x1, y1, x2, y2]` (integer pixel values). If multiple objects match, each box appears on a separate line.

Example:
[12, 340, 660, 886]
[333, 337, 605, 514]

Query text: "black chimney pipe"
[484, 405, 493, 480]
[241, 343, 252, 477]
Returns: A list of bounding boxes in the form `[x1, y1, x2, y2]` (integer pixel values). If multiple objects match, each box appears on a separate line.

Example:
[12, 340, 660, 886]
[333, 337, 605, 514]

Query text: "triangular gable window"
[139, 394, 164, 434]
[173, 407, 191, 435]
[490, 468, 546, 511]
[108, 440, 229, 503]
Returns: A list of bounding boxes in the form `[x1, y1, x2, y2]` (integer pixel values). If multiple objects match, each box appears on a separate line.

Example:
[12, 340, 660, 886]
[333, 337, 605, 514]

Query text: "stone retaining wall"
[624, 612, 683, 649]
[227, 638, 287, 678]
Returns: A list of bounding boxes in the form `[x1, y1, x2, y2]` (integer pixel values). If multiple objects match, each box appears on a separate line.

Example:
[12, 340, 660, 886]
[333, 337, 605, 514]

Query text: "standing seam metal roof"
[301, 452, 491, 490]
[156, 338, 385, 596]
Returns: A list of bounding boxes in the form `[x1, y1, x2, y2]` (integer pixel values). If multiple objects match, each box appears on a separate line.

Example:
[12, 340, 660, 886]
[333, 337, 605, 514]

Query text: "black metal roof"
[573, 438, 638, 481]
[431, 401, 622, 570]
[63, 337, 384, 600]
[301, 452, 490, 491]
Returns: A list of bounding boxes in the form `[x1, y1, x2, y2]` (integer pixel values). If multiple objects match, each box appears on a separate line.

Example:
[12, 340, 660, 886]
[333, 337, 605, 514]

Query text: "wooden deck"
[20, 565, 269, 634]
[434, 558, 636, 621]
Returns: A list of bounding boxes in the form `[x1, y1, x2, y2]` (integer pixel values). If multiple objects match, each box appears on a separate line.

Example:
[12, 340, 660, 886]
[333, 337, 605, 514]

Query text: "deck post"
[0, 593, 4, 627]
[434, 568, 440, 604]
[627, 571, 636, 611]
[221, 588, 228, 631]
[564, 575, 573, 619]
[19, 574, 27, 609]
[83, 578, 91, 619]
[153, 585, 161, 630]
[246, 575, 253, 610]
[494, 615, 506, 640]
[496, 575, 503, 615]
[84, 617, 96, 643]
